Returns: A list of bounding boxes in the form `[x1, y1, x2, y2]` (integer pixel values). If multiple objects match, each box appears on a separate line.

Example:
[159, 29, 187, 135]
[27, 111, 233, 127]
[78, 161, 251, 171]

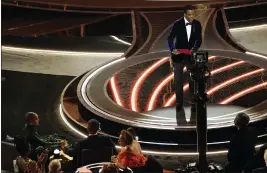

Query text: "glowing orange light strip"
[207, 69, 264, 95]
[146, 56, 216, 111]
[130, 57, 169, 112]
[219, 82, 267, 104]
[110, 75, 124, 107]
[163, 61, 245, 107]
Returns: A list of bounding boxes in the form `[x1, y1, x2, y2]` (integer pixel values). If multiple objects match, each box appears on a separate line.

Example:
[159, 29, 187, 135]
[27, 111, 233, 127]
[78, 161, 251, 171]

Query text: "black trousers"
[174, 58, 196, 124]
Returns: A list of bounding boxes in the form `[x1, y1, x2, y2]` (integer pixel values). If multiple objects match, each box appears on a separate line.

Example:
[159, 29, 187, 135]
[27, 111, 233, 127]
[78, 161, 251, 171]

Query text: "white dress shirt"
[184, 17, 192, 42]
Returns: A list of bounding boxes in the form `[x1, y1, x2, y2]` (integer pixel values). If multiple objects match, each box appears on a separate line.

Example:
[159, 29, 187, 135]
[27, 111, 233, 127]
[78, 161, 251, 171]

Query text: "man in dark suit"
[167, 5, 202, 125]
[73, 119, 117, 167]
[225, 113, 257, 173]
[23, 112, 46, 160]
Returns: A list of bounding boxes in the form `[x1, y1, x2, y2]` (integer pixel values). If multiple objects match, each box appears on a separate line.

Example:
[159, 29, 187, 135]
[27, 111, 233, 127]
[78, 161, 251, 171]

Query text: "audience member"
[24, 112, 46, 154]
[111, 130, 146, 169]
[48, 159, 62, 173]
[224, 113, 257, 173]
[73, 119, 117, 167]
[14, 136, 46, 173]
[252, 149, 267, 173]
[127, 127, 142, 154]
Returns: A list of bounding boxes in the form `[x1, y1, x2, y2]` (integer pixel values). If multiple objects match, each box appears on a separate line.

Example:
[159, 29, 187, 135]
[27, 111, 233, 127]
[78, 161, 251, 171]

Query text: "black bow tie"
[186, 22, 192, 26]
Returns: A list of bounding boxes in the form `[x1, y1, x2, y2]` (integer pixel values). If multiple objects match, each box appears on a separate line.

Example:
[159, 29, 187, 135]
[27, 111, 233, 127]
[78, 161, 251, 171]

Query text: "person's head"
[87, 119, 100, 135]
[100, 163, 119, 173]
[15, 137, 31, 157]
[127, 127, 137, 139]
[49, 159, 61, 173]
[118, 130, 133, 147]
[25, 112, 39, 126]
[234, 113, 250, 129]
[184, 5, 195, 23]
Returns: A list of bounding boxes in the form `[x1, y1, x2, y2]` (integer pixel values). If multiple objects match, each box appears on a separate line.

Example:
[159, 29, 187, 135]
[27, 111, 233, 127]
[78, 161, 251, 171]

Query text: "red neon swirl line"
[207, 69, 264, 95]
[163, 60, 245, 107]
[130, 57, 169, 112]
[219, 82, 267, 104]
[146, 56, 217, 111]
[146, 68, 186, 111]
[110, 75, 124, 107]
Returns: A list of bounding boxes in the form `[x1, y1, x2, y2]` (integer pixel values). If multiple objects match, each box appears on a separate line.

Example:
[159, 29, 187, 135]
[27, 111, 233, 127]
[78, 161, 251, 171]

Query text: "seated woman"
[111, 130, 146, 169]
[15, 137, 46, 173]
[127, 128, 142, 154]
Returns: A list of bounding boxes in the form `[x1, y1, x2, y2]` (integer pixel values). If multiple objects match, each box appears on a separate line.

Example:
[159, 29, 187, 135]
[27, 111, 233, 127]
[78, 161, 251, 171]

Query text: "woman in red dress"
[111, 130, 147, 169]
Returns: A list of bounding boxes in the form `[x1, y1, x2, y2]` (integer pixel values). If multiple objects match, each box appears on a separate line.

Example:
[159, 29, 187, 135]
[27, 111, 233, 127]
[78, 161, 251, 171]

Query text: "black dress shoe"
[189, 110, 196, 125]
[176, 108, 187, 126]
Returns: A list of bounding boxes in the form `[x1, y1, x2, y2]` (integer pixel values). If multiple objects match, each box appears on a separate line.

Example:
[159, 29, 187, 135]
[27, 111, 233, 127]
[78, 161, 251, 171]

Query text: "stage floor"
[146, 104, 244, 122]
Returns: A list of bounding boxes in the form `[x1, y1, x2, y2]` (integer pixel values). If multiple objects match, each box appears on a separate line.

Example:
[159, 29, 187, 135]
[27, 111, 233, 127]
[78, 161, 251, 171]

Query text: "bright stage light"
[2, 46, 124, 57]
[230, 24, 267, 31]
[110, 35, 132, 46]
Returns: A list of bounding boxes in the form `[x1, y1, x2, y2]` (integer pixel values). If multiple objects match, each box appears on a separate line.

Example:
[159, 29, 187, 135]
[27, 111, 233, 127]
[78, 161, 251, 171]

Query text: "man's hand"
[172, 49, 180, 55]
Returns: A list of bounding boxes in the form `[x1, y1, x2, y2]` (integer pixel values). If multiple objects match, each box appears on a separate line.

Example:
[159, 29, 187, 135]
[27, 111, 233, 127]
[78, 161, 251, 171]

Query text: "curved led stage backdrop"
[61, 50, 267, 155]
[108, 56, 267, 113]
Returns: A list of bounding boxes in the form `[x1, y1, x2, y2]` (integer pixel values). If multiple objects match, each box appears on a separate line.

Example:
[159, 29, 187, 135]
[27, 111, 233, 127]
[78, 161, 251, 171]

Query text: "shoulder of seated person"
[120, 147, 129, 152]
[99, 134, 112, 139]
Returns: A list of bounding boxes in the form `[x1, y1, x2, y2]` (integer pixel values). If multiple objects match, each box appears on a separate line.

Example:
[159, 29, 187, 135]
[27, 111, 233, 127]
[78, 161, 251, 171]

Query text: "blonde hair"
[49, 159, 61, 173]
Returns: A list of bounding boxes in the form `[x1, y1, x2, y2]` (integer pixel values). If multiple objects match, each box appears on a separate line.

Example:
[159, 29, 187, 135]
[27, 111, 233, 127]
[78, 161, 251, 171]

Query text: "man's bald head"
[87, 119, 100, 135]
[25, 112, 39, 125]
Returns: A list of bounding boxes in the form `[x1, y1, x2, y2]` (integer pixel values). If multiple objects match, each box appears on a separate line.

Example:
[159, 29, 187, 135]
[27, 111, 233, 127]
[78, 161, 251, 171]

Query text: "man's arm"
[227, 135, 237, 162]
[195, 21, 202, 50]
[167, 21, 178, 52]
[29, 132, 46, 147]
[167, 21, 179, 70]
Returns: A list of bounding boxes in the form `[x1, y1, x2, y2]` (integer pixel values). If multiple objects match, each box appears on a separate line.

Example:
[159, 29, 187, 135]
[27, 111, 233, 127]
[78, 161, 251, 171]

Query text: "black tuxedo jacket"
[227, 128, 257, 166]
[167, 18, 202, 63]
[73, 134, 117, 166]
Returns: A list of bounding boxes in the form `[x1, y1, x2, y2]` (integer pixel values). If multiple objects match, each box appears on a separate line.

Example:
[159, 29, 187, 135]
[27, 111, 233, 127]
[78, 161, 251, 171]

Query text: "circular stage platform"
[146, 104, 249, 126]
[57, 50, 266, 153]
[77, 50, 267, 129]
[59, 49, 267, 155]
[59, 8, 267, 154]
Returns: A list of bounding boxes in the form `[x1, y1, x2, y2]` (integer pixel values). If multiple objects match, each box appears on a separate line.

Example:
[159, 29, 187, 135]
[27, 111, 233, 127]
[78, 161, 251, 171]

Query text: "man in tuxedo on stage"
[167, 5, 202, 125]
